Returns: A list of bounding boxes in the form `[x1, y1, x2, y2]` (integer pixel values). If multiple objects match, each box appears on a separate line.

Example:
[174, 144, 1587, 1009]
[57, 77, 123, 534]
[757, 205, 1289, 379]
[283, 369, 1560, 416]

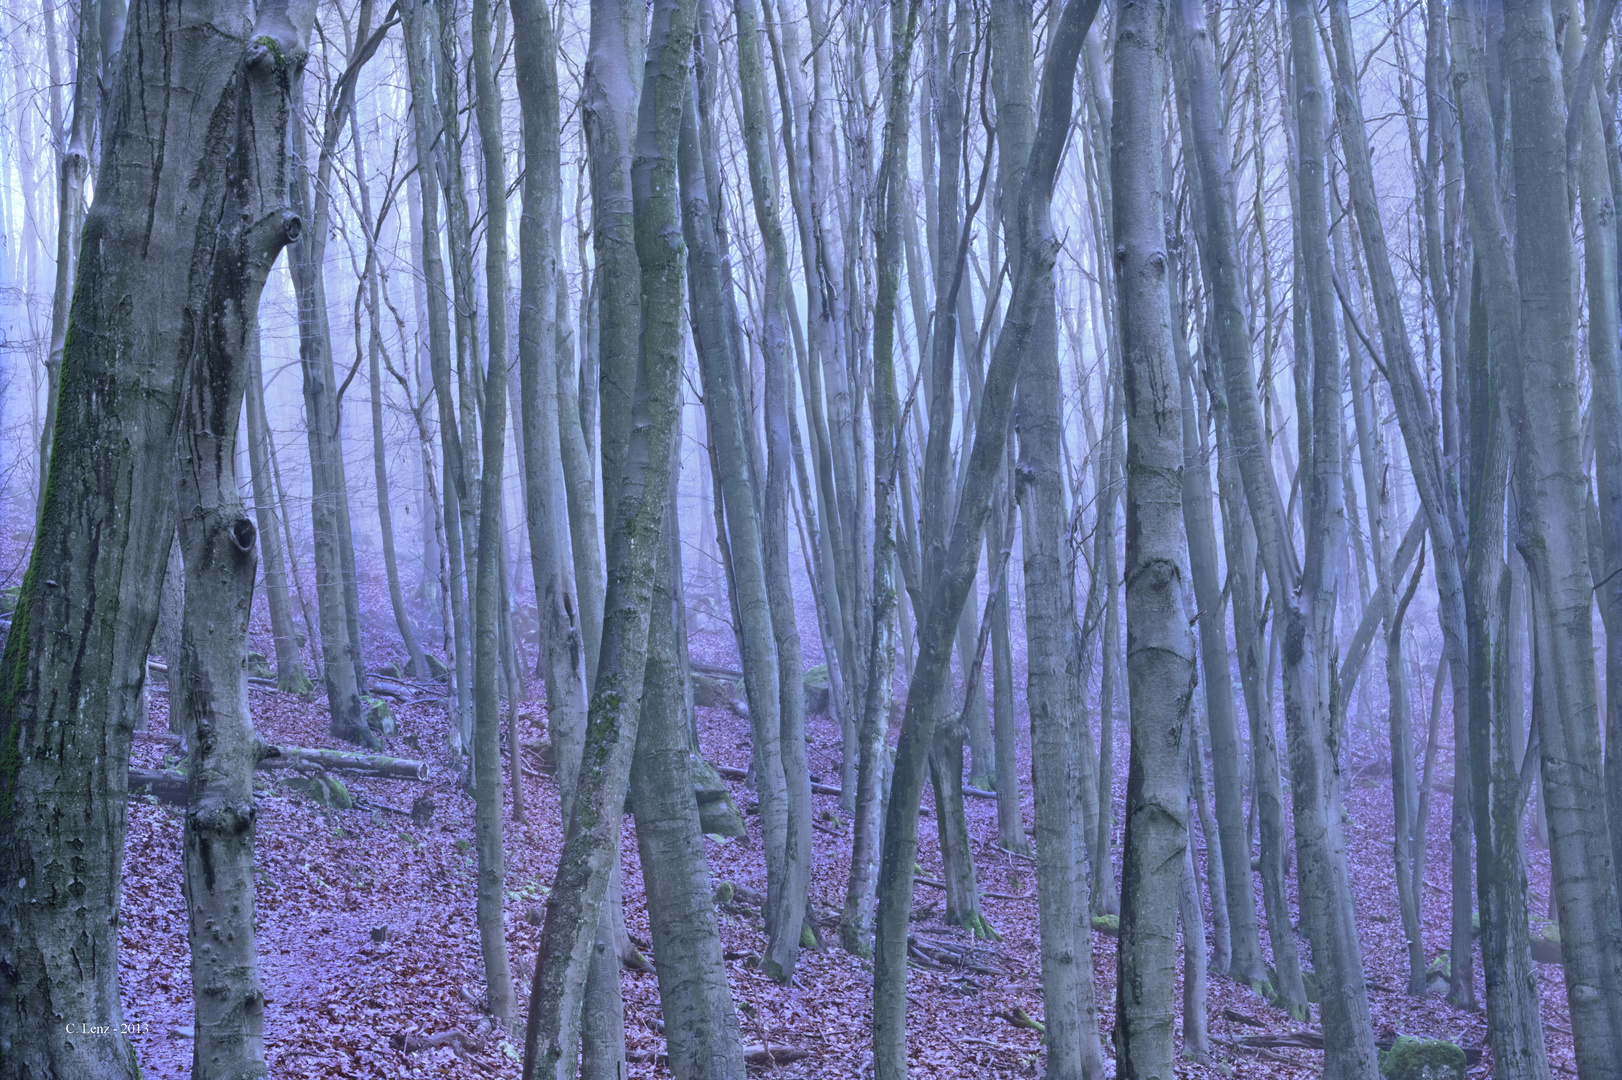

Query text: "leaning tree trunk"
[520, 2, 696, 1076]
[285, 15, 384, 747]
[1169, 0, 1305, 1011]
[735, 0, 814, 980]
[870, 6, 1101, 1078]
[0, 2, 303, 1075]
[1111, 6, 1197, 1078]
[987, 1, 1103, 1075]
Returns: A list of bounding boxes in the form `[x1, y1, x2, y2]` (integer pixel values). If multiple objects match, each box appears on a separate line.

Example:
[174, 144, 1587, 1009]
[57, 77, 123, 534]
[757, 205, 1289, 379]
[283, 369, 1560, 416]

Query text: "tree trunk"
[520, 2, 695, 1075]
[631, 504, 746, 1080]
[401, 0, 475, 756]
[352, 104, 428, 685]
[1501, 2, 1622, 1069]
[40, 0, 102, 494]
[871, 5, 1101, 1077]
[735, 0, 814, 981]
[245, 333, 313, 694]
[469, 0, 518, 1029]
[1164, 13, 1265, 975]
[512, 0, 589, 813]
[0, 2, 303, 1073]
[1111, 7, 1197, 1077]
[680, 26, 798, 979]
[1277, 6, 1380, 1076]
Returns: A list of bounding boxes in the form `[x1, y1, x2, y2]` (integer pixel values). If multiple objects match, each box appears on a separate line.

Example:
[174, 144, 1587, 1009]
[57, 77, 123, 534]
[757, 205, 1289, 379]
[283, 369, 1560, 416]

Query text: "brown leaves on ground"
[108, 569, 1575, 1078]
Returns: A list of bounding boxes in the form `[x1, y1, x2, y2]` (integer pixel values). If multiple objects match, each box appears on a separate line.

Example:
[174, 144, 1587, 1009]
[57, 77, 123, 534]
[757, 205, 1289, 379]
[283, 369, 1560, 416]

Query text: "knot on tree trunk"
[229, 518, 256, 554]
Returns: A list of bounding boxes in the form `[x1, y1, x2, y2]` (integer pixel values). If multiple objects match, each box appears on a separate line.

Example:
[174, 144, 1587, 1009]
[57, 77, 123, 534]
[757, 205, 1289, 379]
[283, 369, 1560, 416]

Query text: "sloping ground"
[95, 570, 1572, 1078]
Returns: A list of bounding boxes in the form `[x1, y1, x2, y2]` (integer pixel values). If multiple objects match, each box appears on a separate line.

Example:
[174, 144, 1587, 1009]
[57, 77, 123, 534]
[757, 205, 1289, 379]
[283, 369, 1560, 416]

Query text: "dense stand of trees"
[3, 0, 1622, 1077]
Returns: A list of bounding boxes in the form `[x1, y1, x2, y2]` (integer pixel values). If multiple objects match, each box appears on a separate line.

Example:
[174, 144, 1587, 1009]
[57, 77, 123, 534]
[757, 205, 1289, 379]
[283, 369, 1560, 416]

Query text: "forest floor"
[84, 550, 1577, 1079]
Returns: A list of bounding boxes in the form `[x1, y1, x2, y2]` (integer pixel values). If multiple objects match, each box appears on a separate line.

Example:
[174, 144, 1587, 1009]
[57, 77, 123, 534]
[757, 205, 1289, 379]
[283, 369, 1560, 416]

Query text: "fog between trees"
[0, 0, 1619, 1078]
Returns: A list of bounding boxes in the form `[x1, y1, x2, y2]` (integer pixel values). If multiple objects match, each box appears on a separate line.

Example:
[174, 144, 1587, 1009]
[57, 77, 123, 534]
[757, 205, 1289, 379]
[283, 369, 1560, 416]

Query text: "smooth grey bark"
[401, 0, 474, 756]
[1112, 6, 1197, 1078]
[512, 0, 589, 807]
[519, 3, 695, 1076]
[1500, 2, 1622, 1070]
[631, 508, 746, 1080]
[1164, 13, 1264, 977]
[469, 0, 517, 1030]
[287, 8, 392, 749]
[1575, 0, 1622, 961]
[987, 3, 1101, 1076]
[871, 3, 1101, 1077]
[734, 0, 813, 980]
[679, 28, 798, 979]
[0, 1, 302, 1074]
[245, 335, 313, 694]
[838, 0, 916, 962]
[1276, 7, 1380, 1077]
[1179, 827, 1211, 1064]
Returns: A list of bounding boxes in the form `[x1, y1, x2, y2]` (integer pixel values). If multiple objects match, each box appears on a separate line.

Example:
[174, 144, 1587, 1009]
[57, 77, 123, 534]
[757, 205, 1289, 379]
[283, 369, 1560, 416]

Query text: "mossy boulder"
[364, 697, 396, 737]
[691, 755, 745, 837]
[1378, 1036, 1466, 1080]
[1091, 913, 1119, 938]
[281, 774, 352, 809]
[1425, 951, 1451, 996]
[803, 665, 831, 714]
[691, 672, 740, 710]
[0, 585, 20, 616]
[375, 662, 403, 680]
[245, 651, 274, 680]
[423, 653, 450, 681]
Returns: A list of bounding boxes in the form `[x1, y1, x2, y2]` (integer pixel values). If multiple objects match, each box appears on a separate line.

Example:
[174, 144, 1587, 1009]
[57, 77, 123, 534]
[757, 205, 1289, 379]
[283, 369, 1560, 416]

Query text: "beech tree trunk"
[0, 1, 302, 1074]
[1111, 6, 1197, 1077]
[520, 2, 695, 1075]
[174, 17, 308, 1077]
[1501, 2, 1622, 1069]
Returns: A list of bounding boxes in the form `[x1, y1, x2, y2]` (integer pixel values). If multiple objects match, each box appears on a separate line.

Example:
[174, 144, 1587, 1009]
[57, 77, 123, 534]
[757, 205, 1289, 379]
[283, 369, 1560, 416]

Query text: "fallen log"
[128, 750, 428, 806]
[136, 731, 428, 781]
[714, 763, 842, 798]
[268, 747, 428, 781]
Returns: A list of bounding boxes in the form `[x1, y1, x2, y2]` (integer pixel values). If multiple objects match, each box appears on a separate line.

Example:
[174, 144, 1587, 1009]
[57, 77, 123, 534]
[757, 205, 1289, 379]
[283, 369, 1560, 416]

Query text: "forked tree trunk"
[174, 20, 308, 1078]
[520, 3, 695, 1076]
[511, 0, 589, 806]
[0, 1, 301, 1073]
